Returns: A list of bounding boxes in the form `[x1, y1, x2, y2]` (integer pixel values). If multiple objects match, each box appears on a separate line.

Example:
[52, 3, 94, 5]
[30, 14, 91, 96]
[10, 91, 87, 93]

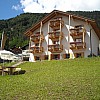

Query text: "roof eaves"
[24, 10, 57, 36]
[24, 10, 100, 39]
[90, 21, 100, 39]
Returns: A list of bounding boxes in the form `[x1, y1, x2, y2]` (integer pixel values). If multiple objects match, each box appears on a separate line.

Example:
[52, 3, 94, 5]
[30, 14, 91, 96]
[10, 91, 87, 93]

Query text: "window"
[53, 41, 59, 44]
[66, 54, 70, 58]
[35, 43, 39, 46]
[76, 38, 82, 42]
[35, 56, 40, 60]
[52, 54, 60, 60]
[44, 55, 48, 60]
[75, 53, 82, 58]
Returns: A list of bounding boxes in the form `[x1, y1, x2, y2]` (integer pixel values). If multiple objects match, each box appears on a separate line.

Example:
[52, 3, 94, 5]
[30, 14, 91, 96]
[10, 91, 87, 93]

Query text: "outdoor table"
[6, 66, 16, 75]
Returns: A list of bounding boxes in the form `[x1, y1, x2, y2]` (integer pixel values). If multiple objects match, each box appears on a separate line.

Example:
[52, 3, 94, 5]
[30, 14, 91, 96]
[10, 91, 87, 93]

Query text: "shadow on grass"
[13, 70, 26, 75]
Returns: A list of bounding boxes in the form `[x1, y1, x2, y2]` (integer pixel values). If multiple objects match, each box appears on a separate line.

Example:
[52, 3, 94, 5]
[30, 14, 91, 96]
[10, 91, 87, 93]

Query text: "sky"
[0, 0, 100, 20]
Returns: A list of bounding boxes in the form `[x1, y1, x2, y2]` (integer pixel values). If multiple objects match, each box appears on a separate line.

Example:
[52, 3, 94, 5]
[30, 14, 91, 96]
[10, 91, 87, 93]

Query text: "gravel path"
[11, 61, 24, 67]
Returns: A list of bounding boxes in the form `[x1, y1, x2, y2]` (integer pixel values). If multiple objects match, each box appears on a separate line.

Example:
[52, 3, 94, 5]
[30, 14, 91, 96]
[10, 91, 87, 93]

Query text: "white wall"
[91, 28, 99, 56]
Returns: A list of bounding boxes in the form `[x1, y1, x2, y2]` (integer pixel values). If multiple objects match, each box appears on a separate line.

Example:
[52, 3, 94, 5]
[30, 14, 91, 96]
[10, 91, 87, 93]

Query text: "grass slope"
[0, 57, 100, 100]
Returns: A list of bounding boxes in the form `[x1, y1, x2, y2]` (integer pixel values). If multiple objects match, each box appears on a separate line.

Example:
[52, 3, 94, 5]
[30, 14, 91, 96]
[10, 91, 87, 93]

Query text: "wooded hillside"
[0, 11, 100, 50]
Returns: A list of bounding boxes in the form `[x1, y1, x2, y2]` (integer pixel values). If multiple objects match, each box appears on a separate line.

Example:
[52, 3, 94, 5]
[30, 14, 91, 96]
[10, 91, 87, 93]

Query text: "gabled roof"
[24, 10, 100, 39]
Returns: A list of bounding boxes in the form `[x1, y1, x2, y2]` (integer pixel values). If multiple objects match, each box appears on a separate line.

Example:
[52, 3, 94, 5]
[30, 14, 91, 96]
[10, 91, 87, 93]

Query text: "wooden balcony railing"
[31, 32, 44, 43]
[49, 19, 64, 31]
[48, 32, 63, 41]
[31, 36, 40, 43]
[48, 44, 63, 53]
[70, 28, 86, 37]
[30, 46, 44, 54]
[70, 42, 86, 50]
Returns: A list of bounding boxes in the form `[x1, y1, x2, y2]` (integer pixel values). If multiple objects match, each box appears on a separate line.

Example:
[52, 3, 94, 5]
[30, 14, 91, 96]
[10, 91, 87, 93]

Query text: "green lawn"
[0, 57, 100, 100]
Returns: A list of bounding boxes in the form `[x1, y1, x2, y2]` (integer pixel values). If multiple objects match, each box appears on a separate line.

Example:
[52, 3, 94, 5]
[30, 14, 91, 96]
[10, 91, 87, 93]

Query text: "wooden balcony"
[48, 32, 63, 41]
[31, 32, 44, 43]
[49, 19, 64, 31]
[70, 26, 86, 38]
[31, 36, 40, 43]
[48, 44, 63, 53]
[30, 46, 44, 54]
[70, 42, 86, 50]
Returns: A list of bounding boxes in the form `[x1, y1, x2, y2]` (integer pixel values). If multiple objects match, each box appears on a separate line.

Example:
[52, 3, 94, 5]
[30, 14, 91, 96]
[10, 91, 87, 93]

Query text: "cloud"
[13, 0, 100, 13]
[12, 4, 22, 11]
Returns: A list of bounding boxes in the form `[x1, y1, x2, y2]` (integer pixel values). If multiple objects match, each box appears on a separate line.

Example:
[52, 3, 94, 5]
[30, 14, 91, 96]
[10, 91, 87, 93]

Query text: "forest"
[0, 11, 100, 50]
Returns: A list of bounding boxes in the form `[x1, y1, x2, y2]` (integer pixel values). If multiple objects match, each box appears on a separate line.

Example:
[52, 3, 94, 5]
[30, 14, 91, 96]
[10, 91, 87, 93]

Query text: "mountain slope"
[0, 11, 100, 49]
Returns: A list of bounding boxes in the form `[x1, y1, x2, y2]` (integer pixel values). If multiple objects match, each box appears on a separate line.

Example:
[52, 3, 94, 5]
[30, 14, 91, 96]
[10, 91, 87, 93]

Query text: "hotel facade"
[25, 10, 100, 61]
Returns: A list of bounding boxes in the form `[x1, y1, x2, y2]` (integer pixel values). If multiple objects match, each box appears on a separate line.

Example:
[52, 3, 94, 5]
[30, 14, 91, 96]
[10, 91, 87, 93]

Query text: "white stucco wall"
[84, 24, 99, 57]
[91, 28, 99, 56]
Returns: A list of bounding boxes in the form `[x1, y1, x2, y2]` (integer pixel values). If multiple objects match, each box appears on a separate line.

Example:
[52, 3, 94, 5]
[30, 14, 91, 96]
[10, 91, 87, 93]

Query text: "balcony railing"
[48, 32, 63, 41]
[31, 32, 44, 43]
[49, 19, 64, 31]
[70, 28, 86, 37]
[31, 36, 40, 43]
[70, 42, 86, 50]
[48, 44, 63, 53]
[30, 46, 43, 54]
